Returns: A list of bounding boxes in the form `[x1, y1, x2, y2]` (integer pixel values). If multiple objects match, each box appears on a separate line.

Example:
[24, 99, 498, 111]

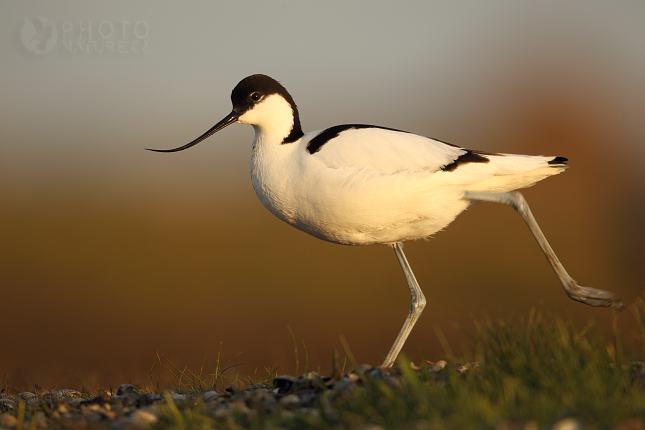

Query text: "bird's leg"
[463, 191, 622, 309]
[382, 242, 427, 368]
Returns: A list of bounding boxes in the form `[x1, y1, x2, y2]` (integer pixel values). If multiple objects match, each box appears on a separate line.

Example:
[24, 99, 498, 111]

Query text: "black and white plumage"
[150, 74, 621, 367]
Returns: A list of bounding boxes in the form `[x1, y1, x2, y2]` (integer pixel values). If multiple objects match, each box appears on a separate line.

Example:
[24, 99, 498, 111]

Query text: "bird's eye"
[251, 92, 261, 101]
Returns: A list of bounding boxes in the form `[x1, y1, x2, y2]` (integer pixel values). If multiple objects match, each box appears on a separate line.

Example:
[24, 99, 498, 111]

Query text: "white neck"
[237, 94, 297, 146]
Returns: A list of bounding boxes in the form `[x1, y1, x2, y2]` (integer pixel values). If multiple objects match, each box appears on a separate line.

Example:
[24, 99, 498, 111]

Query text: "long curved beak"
[147, 111, 239, 153]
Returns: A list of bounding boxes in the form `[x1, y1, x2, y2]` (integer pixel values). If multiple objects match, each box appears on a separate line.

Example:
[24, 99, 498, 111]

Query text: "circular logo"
[21, 17, 58, 55]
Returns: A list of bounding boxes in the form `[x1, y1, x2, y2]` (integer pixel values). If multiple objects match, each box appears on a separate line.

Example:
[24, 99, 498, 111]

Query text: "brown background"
[2, 1, 644, 391]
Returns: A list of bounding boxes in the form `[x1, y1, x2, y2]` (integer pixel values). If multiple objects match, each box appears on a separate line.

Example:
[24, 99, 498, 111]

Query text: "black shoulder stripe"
[282, 125, 305, 144]
[306, 124, 408, 154]
[548, 156, 568, 165]
[440, 151, 490, 172]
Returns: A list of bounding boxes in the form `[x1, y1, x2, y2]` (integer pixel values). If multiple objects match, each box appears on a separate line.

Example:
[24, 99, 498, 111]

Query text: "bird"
[149, 74, 622, 367]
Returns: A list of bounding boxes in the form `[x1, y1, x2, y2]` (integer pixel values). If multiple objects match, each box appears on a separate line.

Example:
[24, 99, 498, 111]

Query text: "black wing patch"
[440, 151, 490, 172]
[306, 124, 409, 154]
[548, 156, 568, 165]
[306, 124, 500, 173]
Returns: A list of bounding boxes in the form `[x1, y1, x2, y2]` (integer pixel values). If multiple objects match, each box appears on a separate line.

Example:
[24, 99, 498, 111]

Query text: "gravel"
[0, 362, 641, 429]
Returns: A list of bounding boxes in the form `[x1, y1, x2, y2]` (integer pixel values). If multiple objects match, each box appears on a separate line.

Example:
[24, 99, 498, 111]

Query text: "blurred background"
[2, 0, 644, 392]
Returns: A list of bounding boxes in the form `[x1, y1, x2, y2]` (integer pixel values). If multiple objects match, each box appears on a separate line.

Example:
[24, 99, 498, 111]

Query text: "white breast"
[250, 129, 469, 245]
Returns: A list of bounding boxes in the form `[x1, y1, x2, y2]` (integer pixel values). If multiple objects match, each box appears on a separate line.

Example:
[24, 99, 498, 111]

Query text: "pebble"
[432, 360, 447, 372]
[297, 390, 317, 407]
[294, 371, 322, 391]
[55, 389, 83, 399]
[112, 416, 147, 430]
[14, 392, 36, 401]
[631, 362, 645, 386]
[273, 375, 296, 393]
[116, 384, 139, 396]
[552, 418, 586, 430]
[132, 409, 159, 425]
[202, 390, 219, 403]
[0, 362, 604, 429]
[0, 398, 17, 411]
[332, 378, 358, 392]
[169, 393, 187, 402]
[354, 364, 373, 374]
[279, 394, 300, 407]
[0, 413, 17, 426]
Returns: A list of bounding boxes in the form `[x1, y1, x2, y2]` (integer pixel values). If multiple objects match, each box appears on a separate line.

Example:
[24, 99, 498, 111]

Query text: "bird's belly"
[252, 164, 469, 246]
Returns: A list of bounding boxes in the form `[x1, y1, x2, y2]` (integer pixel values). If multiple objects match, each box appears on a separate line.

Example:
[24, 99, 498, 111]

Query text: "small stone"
[458, 362, 479, 374]
[100, 388, 117, 397]
[27, 397, 41, 408]
[496, 420, 533, 430]
[245, 391, 277, 412]
[213, 404, 232, 419]
[322, 376, 334, 387]
[631, 362, 645, 386]
[432, 360, 447, 372]
[83, 403, 105, 413]
[114, 395, 137, 406]
[260, 394, 278, 411]
[383, 375, 401, 389]
[357, 425, 385, 430]
[552, 418, 586, 430]
[116, 384, 139, 396]
[202, 390, 219, 403]
[346, 373, 360, 382]
[0, 399, 17, 412]
[273, 375, 295, 393]
[333, 374, 360, 392]
[279, 394, 300, 407]
[354, 364, 372, 374]
[112, 416, 147, 430]
[297, 391, 317, 407]
[54, 389, 83, 399]
[132, 409, 159, 426]
[68, 398, 86, 407]
[230, 399, 251, 415]
[15, 392, 36, 401]
[0, 413, 17, 426]
[295, 372, 321, 391]
[169, 393, 187, 402]
[366, 367, 384, 379]
[144, 393, 164, 404]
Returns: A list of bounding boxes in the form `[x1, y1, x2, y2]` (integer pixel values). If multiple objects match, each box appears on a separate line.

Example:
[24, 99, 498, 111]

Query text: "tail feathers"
[548, 156, 568, 166]
[485, 153, 568, 175]
[461, 153, 569, 193]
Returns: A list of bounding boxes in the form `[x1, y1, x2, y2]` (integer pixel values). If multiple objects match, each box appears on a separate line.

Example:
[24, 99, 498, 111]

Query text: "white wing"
[305, 126, 465, 174]
[303, 125, 567, 191]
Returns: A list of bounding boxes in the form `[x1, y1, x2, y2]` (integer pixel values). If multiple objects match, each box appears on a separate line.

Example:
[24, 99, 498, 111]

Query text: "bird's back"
[254, 125, 569, 245]
[306, 125, 567, 191]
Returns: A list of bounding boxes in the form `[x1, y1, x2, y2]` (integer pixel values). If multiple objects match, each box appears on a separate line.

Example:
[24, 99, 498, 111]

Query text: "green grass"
[7, 301, 645, 430]
[145, 300, 645, 430]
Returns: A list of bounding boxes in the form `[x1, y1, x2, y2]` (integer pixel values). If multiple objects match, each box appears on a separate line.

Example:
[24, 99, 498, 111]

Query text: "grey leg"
[382, 242, 427, 368]
[463, 191, 622, 309]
